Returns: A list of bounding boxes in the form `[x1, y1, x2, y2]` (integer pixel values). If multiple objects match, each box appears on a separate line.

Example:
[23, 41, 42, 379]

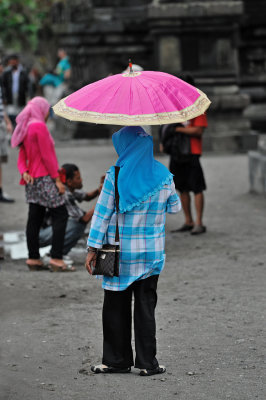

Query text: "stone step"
[203, 133, 258, 153]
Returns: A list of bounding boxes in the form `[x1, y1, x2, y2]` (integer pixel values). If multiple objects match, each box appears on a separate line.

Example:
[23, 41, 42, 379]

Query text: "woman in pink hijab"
[12, 97, 73, 271]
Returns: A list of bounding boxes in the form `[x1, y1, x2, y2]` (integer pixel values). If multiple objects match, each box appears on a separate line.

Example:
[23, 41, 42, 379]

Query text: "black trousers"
[26, 203, 68, 259]
[102, 275, 159, 370]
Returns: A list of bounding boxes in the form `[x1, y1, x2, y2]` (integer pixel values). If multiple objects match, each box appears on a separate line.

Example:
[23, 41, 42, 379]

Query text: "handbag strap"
[114, 166, 120, 243]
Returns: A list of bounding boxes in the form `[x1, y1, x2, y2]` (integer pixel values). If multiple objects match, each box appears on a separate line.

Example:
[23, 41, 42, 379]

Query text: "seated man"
[39, 163, 103, 260]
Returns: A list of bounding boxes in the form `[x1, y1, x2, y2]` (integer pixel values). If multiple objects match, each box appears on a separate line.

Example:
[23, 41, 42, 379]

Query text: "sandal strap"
[139, 365, 166, 376]
[91, 364, 108, 373]
[91, 364, 131, 374]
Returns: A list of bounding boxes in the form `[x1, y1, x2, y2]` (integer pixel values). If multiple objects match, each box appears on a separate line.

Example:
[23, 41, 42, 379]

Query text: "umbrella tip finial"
[129, 59, 133, 73]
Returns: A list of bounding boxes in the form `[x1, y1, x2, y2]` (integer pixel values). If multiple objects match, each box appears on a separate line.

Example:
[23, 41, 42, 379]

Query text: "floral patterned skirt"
[25, 175, 65, 208]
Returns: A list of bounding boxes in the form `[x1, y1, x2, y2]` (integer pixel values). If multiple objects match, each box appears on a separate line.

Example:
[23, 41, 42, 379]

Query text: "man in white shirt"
[2, 54, 29, 128]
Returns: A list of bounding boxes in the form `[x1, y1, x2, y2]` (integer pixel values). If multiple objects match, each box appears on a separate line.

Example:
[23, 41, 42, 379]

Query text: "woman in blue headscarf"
[86, 126, 181, 376]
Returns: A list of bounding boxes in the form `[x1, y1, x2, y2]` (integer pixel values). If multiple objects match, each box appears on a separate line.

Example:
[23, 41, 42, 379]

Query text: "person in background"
[170, 75, 208, 235]
[86, 126, 181, 377]
[39, 163, 103, 263]
[2, 54, 29, 128]
[54, 48, 71, 84]
[0, 60, 14, 203]
[11, 96, 70, 271]
[28, 67, 41, 98]
[40, 48, 71, 105]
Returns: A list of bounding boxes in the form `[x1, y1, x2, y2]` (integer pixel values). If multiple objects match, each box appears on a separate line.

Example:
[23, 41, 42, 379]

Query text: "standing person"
[0, 61, 14, 203]
[169, 113, 207, 235]
[11, 97, 69, 271]
[40, 48, 71, 105]
[39, 163, 102, 261]
[54, 48, 71, 85]
[85, 126, 181, 376]
[2, 54, 29, 128]
[169, 75, 208, 235]
[28, 67, 41, 98]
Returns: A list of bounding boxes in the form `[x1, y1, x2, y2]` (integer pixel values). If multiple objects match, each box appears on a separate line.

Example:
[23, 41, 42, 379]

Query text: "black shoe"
[190, 225, 206, 235]
[171, 224, 194, 233]
[0, 195, 15, 203]
[139, 365, 166, 376]
[91, 364, 131, 374]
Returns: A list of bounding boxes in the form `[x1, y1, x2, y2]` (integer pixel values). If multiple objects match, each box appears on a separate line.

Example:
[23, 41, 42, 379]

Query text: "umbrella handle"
[129, 59, 133, 74]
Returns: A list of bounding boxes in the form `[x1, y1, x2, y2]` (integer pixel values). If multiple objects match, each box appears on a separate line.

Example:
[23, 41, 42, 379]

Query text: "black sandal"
[171, 224, 194, 233]
[91, 364, 131, 374]
[139, 365, 166, 376]
[26, 263, 49, 271]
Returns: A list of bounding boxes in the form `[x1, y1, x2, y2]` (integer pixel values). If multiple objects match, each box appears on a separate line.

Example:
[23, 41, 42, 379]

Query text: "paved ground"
[0, 144, 265, 400]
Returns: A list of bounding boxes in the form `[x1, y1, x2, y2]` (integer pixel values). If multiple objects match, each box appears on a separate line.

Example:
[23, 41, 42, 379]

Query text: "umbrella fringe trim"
[53, 93, 211, 125]
[118, 174, 173, 213]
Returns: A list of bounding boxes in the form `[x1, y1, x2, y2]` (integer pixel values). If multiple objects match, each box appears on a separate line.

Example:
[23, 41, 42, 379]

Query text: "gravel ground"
[0, 144, 265, 400]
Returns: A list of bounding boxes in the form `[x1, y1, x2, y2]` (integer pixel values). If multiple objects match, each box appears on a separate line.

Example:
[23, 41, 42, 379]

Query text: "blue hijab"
[112, 126, 172, 213]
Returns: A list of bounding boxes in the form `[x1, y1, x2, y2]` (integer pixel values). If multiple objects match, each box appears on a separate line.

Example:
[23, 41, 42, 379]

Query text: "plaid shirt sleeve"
[166, 181, 181, 213]
[73, 189, 87, 202]
[64, 188, 85, 220]
[87, 170, 115, 249]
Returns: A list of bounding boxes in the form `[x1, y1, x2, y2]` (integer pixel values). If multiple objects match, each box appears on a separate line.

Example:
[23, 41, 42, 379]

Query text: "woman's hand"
[81, 207, 95, 224]
[55, 177, 65, 194]
[85, 251, 97, 274]
[98, 183, 103, 193]
[23, 172, 34, 185]
[4, 113, 13, 134]
[97, 175, 105, 193]
[6, 120, 13, 134]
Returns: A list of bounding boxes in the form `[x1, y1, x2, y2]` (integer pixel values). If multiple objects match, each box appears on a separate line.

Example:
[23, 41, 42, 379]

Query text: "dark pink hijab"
[11, 96, 50, 148]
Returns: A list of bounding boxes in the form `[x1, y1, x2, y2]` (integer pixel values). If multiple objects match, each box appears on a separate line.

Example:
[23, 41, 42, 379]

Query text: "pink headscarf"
[11, 96, 50, 148]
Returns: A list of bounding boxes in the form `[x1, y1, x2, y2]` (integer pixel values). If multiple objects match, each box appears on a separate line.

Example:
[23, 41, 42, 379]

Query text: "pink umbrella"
[53, 69, 210, 125]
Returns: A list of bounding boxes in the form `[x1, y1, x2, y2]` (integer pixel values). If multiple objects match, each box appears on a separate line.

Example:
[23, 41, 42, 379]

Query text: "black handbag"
[92, 166, 120, 277]
[171, 130, 191, 163]
[161, 124, 190, 159]
[173, 132, 191, 156]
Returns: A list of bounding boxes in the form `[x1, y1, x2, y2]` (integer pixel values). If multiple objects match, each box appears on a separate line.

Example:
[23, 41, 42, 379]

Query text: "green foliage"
[0, 0, 55, 51]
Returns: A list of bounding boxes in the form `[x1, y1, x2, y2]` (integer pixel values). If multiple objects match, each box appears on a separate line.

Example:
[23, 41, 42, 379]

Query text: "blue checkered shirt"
[87, 167, 181, 291]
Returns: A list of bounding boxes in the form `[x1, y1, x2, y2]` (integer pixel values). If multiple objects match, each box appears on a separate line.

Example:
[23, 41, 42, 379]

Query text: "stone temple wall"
[48, 0, 266, 152]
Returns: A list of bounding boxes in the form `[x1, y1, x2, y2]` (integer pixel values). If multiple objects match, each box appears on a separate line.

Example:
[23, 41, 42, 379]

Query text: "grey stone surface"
[158, 36, 182, 73]
[207, 113, 250, 134]
[258, 134, 266, 155]
[212, 85, 239, 95]
[0, 144, 265, 399]
[203, 133, 258, 153]
[248, 150, 266, 193]
[243, 104, 266, 122]
[241, 87, 266, 103]
[210, 93, 250, 111]
[148, 1, 243, 18]
[243, 105, 266, 133]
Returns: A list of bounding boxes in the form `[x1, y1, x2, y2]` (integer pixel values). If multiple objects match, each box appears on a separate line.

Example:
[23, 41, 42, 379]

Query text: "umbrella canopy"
[53, 70, 211, 125]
